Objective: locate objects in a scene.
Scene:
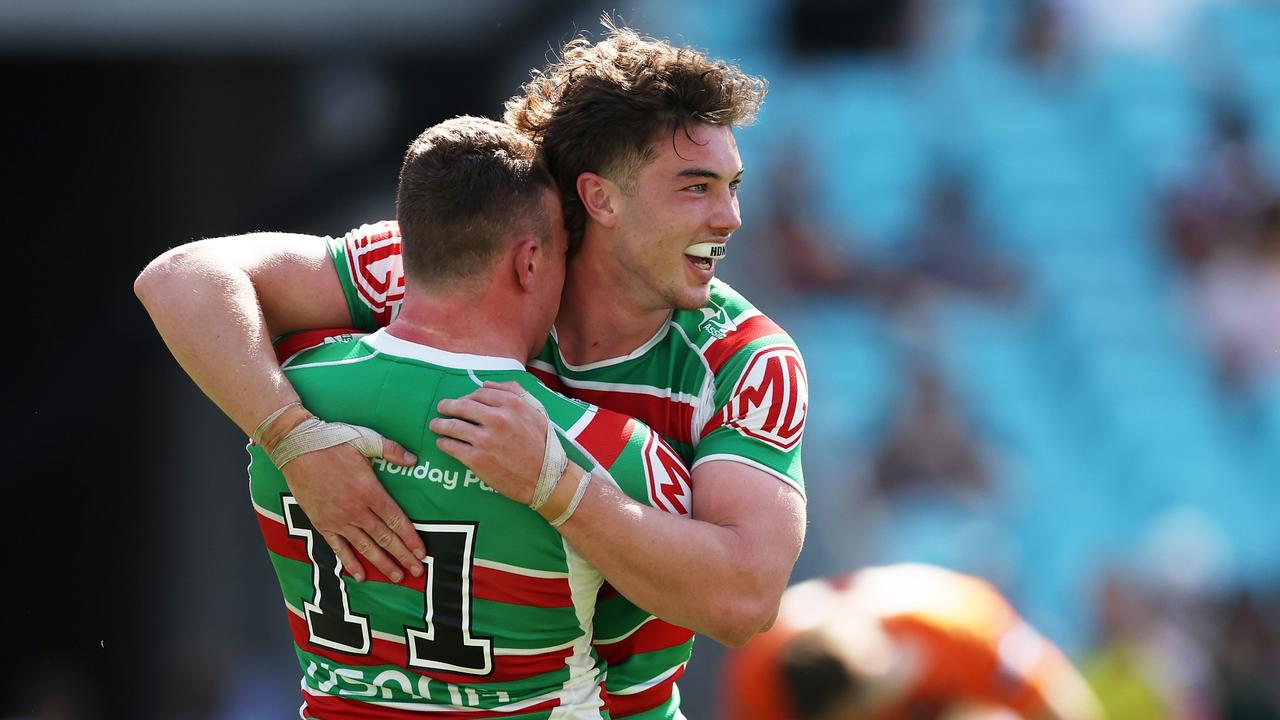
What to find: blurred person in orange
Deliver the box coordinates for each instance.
[719,564,1104,720]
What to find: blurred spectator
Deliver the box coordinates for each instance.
[766,139,900,299]
[1190,200,1280,394]
[1211,591,1280,719]
[870,363,991,500]
[902,170,1022,305]
[1162,105,1275,271]
[1013,0,1076,84]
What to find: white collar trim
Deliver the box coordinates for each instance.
[365,329,525,371]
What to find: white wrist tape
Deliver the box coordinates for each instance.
[252,401,302,446]
[268,417,386,468]
[550,470,592,528]
[517,389,568,512]
[684,242,727,259]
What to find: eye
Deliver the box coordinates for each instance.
[729,178,742,192]
[685,183,709,193]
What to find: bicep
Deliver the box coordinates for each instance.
[690,459,806,572]
[203,232,351,337]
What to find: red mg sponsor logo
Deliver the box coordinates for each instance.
[727,346,807,450]
[643,432,692,516]
[345,223,405,324]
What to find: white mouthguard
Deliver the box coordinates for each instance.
[684,242,727,260]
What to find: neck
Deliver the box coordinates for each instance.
[555,231,672,365]
[387,284,530,362]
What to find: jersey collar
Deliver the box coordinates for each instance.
[365,329,525,371]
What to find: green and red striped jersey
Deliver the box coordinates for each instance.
[327,222,808,719]
[253,328,688,719]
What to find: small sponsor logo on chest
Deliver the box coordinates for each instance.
[372,457,495,492]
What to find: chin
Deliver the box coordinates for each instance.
[671,287,712,311]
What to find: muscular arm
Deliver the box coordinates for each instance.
[134,233,349,433]
[559,460,805,646]
[134,233,427,581]
[434,385,806,647]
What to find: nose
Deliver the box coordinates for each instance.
[710,188,742,236]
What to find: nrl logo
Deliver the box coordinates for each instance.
[698,303,737,340]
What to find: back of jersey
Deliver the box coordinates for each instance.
[249,330,609,719]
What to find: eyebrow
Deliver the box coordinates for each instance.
[676,167,746,180]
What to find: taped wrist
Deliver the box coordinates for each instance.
[268,417,385,468]
[550,469,592,528]
[516,389,568,512]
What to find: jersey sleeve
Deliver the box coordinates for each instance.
[696,331,807,496]
[528,382,693,518]
[325,220,406,331]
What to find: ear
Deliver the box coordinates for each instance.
[512,236,540,294]
[577,172,620,228]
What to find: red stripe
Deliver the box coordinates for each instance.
[572,410,635,469]
[258,512,573,608]
[604,665,686,718]
[702,314,784,375]
[527,366,569,394]
[302,689,560,719]
[286,611,574,684]
[564,388,694,447]
[595,619,694,664]
[275,328,363,363]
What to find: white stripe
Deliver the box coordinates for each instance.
[563,405,596,440]
[594,615,659,646]
[608,662,687,696]
[548,318,672,371]
[474,558,569,579]
[283,349,383,372]
[690,454,806,498]
[364,328,525,371]
[549,541,607,719]
[667,321,718,445]
[539,373,700,406]
[253,500,285,525]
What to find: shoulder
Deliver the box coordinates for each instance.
[328,220,405,327]
[671,278,802,378]
[275,328,371,368]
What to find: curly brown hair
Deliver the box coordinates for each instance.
[504,17,767,250]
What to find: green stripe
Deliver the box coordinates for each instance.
[605,642,693,694]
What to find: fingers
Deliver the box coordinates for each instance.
[343,523,406,584]
[369,493,427,572]
[436,435,477,465]
[323,531,367,584]
[430,417,485,445]
[482,381,526,394]
[380,437,419,467]
[448,387,523,411]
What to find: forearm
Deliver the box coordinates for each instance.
[553,467,798,646]
[135,242,298,434]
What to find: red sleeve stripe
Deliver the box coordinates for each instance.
[275,328,363,364]
[702,314,785,375]
[257,511,574,608]
[568,388,695,447]
[302,686,560,719]
[594,618,695,663]
[570,409,636,470]
[603,665,686,718]
[287,610,574,684]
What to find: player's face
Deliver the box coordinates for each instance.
[611,123,743,311]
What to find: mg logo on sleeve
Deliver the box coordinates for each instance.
[345,223,406,324]
[643,432,692,516]
[726,346,807,450]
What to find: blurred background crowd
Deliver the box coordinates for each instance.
[6,0,1279,718]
